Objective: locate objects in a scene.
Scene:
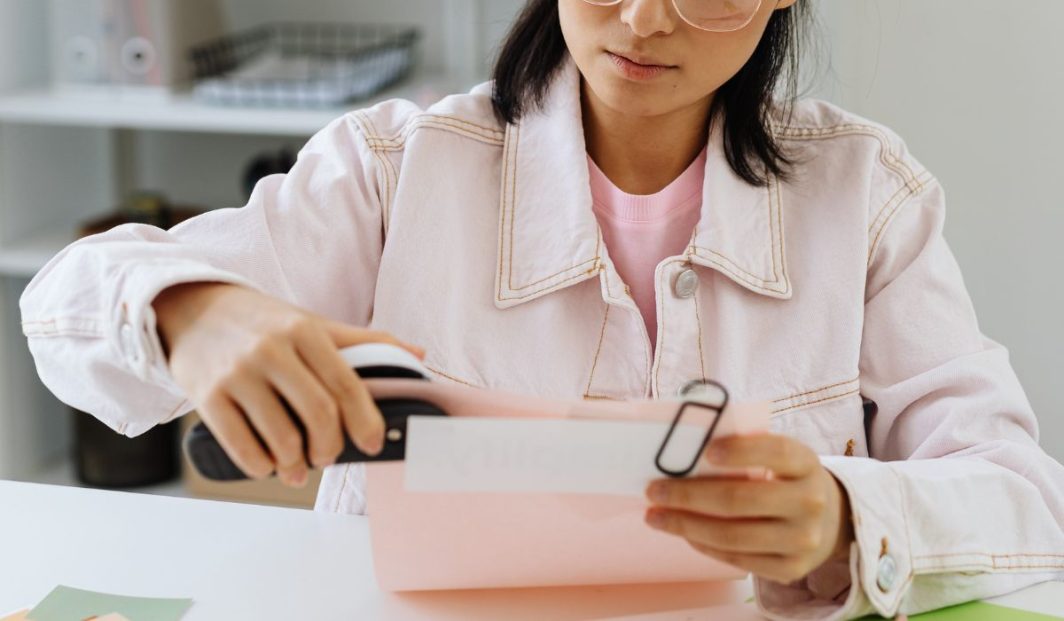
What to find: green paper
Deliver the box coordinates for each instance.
[911,601,1063,620]
[859,601,1063,621]
[27,586,192,621]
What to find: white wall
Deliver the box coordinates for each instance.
[814,0,1064,460]
[0,0,47,89]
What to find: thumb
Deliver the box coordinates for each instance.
[322,318,426,360]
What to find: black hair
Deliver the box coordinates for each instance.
[491,1,816,187]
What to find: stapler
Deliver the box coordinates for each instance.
[183,343,447,481]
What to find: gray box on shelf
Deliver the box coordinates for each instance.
[49,0,226,99]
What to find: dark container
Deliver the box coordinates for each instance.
[73,411,180,488]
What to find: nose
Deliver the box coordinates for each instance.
[620,0,679,38]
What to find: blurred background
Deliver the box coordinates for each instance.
[0,0,1059,507]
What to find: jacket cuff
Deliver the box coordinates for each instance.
[111,260,260,390]
[753,456,911,620]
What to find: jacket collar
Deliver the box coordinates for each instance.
[494,56,793,310]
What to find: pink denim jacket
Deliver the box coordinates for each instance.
[20,57,1064,619]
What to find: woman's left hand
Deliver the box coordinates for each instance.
[644,433,855,584]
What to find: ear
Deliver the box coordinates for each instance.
[775,0,800,9]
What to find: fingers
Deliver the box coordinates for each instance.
[645,477,821,519]
[256,341,344,468]
[645,509,823,556]
[323,320,425,360]
[199,392,273,480]
[228,376,309,487]
[684,540,811,585]
[297,328,385,456]
[704,433,819,479]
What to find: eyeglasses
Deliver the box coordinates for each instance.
[581,0,764,33]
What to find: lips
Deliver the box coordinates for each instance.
[605,51,676,81]
[613,50,673,67]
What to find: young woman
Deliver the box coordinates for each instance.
[21,1,1064,618]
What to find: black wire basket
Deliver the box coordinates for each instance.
[190,22,420,108]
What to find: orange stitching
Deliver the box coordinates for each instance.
[369,130,502,149]
[868,171,932,234]
[868,173,936,265]
[917,562,1064,571]
[503,122,597,293]
[869,171,933,237]
[600,249,614,303]
[583,394,618,400]
[357,112,397,235]
[503,123,598,294]
[381,150,398,236]
[23,329,101,338]
[652,260,681,397]
[896,462,915,571]
[778,122,936,267]
[692,274,707,383]
[772,377,860,403]
[22,317,101,325]
[772,123,920,186]
[775,179,790,291]
[351,113,391,230]
[424,365,479,387]
[771,388,860,414]
[161,398,189,423]
[496,124,513,301]
[366,117,400,236]
[506,122,520,289]
[593,229,602,270]
[22,317,104,335]
[505,258,599,292]
[496,122,599,300]
[602,263,650,397]
[497,267,600,301]
[688,175,786,292]
[691,248,779,285]
[689,251,790,293]
[916,552,1064,559]
[367,114,505,143]
[768,176,783,285]
[368,119,505,150]
[584,304,611,396]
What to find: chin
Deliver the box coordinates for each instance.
[584,74,676,118]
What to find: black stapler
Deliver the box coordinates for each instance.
[182,343,447,481]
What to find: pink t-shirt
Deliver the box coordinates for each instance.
[588,148,706,350]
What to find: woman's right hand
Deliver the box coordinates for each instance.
[152,282,425,487]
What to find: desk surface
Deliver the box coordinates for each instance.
[0,481,1060,620]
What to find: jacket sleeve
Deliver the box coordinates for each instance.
[753,171,1064,619]
[20,110,397,438]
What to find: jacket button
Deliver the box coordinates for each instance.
[673,268,699,299]
[876,553,897,592]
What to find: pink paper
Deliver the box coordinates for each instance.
[362,379,770,592]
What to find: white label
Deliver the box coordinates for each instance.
[404,416,740,496]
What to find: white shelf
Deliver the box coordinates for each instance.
[0,72,467,136]
[0,224,75,278]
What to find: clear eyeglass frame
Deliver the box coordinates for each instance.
[580,0,766,33]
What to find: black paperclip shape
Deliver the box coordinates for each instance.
[654,380,730,477]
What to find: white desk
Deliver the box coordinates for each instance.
[0,481,1060,620]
